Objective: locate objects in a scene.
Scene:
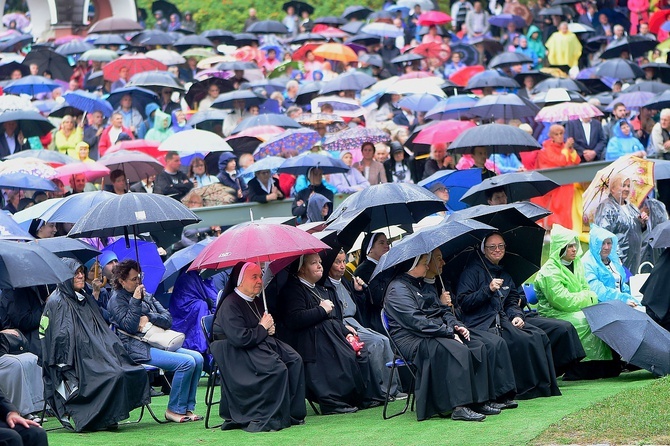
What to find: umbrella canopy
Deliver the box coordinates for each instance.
[583,300,670,376]
[172,35,215,50]
[414,120,476,145]
[643,90,670,111]
[425,95,477,120]
[89,17,144,33]
[98,150,164,183]
[51,161,110,183]
[397,0,434,10]
[102,54,167,82]
[342,5,373,20]
[532,88,587,107]
[239,156,286,178]
[0,110,55,138]
[488,52,533,69]
[361,23,404,38]
[62,90,114,117]
[188,109,230,132]
[322,127,390,152]
[465,70,520,90]
[104,238,165,294]
[385,77,446,97]
[535,102,603,122]
[211,90,264,110]
[283,0,315,14]
[397,93,443,112]
[22,48,73,81]
[600,36,658,60]
[79,48,119,62]
[158,129,233,154]
[0,211,33,241]
[449,123,541,154]
[184,77,234,108]
[3,149,73,166]
[0,172,57,191]
[583,155,654,223]
[605,91,656,112]
[246,20,290,35]
[595,59,645,80]
[55,40,94,56]
[106,86,160,118]
[106,140,163,161]
[417,11,452,26]
[132,29,176,47]
[488,13,527,28]
[145,49,186,65]
[27,190,115,224]
[126,71,184,91]
[231,114,302,134]
[4,75,60,95]
[469,93,539,120]
[90,34,129,47]
[30,236,101,264]
[277,153,350,175]
[532,77,587,93]
[418,169,483,212]
[0,158,57,178]
[0,240,75,289]
[159,237,215,292]
[648,219,670,249]
[460,171,560,206]
[253,128,320,159]
[312,43,358,63]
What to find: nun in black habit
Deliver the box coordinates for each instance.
[211,262,306,432]
[277,253,384,415]
[353,232,392,334]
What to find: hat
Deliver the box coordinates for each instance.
[98,251,118,268]
[389,141,404,154]
[429,183,447,193]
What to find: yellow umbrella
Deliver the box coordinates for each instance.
[313,43,358,63]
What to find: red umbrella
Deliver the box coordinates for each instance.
[234,46,266,65]
[106,139,165,165]
[649,9,670,35]
[417,11,452,26]
[102,54,167,82]
[414,120,476,145]
[449,65,485,87]
[412,42,450,62]
[50,161,110,182]
[292,43,322,61]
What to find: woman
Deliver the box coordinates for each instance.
[217,152,246,201]
[525,25,546,68]
[108,260,204,423]
[211,262,305,432]
[246,169,284,203]
[353,232,391,334]
[187,157,219,187]
[171,110,192,134]
[329,151,370,193]
[109,169,127,195]
[28,220,57,239]
[199,84,221,112]
[277,253,383,414]
[145,110,174,143]
[291,167,334,223]
[605,120,646,161]
[54,115,83,159]
[352,142,387,185]
[41,259,150,432]
[76,141,95,164]
[534,224,620,379]
[457,232,561,399]
[594,173,647,274]
[383,142,416,184]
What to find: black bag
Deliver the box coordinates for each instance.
[0,330,29,356]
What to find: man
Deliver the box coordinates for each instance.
[243,8,258,31]
[485,187,508,205]
[283,80,299,109]
[422,143,452,179]
[638,22,655,39]
[429,183,450,215]
[465,1,490,39]
[612,24,626,41]
[578,2,597,28]
[65,174,87,196]
[565,116,607,162]
[28,63,39,76]
[0,121,28,158]
[114,94,143,135]
[0,388,47,446]
[603,102,628,142]
[282,5,299,37]
[110,66,129,92]
[130,175,155,193]
[451,0,473,33]
[83,111,105,160]
[154,151,193,201]
[650,108,670,158]
[594,12,613,40]
[98,112,134,157]
[222,99,250,137]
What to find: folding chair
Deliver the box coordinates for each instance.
[200,314,223,429]
[380,309,416,420]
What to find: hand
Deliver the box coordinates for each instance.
[352,276,365,291]
[259,312,274,331]
[319,299,334,314]
[267,324,276,336]
[511,317,525,328]
[664,140,670,150]
[345,325,357,335]
[639,211,649,222]
[489,278,504,293]
[439,291,452,306]
[6,412,40,429]
[96,127,104,137]
[0,329,20,337]
[583,149,597,162]
[192,179,198,188]
[267,192,278,201]
[627,300,638,308]
[296,200,304,207]
[443,156,454,168]
[565,137,575,148]
[138,315,150,331]
[454,325,470,341]
[132,284,145,300]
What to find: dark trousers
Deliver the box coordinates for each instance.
[0,422,48,446]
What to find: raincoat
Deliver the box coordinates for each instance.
[594,193,644,274]
[641,197,669,265]
[544,29,582,68]
[534,224,612,361]
[526,26,546,66]
[305,193,332,223]
[604,120,645,161]
[144,109,174,143]
[582,225,635,304]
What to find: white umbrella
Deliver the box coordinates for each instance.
[386,78,446,97]
[310,96,366,118]
[158,129,233,154]
[145,49,186,66]
[397,0,435,11]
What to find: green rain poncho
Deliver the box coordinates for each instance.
[144,109,174,143]
[534,224,612,361]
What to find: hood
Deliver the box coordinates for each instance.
[56,257,82,299]
[152,109,172,131]
[154,10,164,18]
[171,110,192,133]
[306,193,332,223]
[587,224,621,267]
[612,119,633,139]
[548,223,582,261]
[218,152,237,171]
[145,102,160,118]
[527,25,541,40]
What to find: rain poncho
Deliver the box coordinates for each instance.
[544,29,582,68]
[641,197,669,265]
[534,224,612,361]
[144,109,174,143]
[171,110,193,133]
[594,193,644,274]
[137,102,161,139]
[305,192,332,223]
[526,25,546,66]
[490,153,524,174]
[582,225,634,304]
[605,120,645,161]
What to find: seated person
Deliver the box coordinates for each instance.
[291,168,334,223]
[0,388,47,446]
[211,262,305,432]
[246,169,284,204]
[41,259,150,432]
[353,232,391,334]
[277,254,384,414]
[329,151,370,193]
[604,120,646,161]
[305,193,332,223]
[641,247,670,331]
[534,224,621,380]
[457,232,561,399]
[108,260,204,423]
[0,333,44,419]
[0,287,46,357]
[582,225,638,307]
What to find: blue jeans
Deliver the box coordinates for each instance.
[148,348,204,414]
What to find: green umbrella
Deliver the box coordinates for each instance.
[80,48,118,62]
[180,47,217,60]
[268,61,304,79]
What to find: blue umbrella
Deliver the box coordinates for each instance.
[425,95,477,120]
[211,90,264,110]
[361,22,404,38]
[254,128,320,159]
[398,93,443,112]
[4,75,60,95]
[105,86,160,118]
[158,237,214,293]
[605,91,656,112]
[239,156,286,179]
[384,4,410,17]
[104,238,166,294]
[62,90,114,117]
[488,13,527,28]
[231,114,301,135]
[0,172,57,191]
[319,71,376,95]
[418,169,482,212]
[0,211,33,241]
[277,153,349,175]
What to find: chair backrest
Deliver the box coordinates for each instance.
[522,283,538,305]
[380,308,392,336]
[201,314,215,349]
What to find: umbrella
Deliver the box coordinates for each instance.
[460,171,560,206]
[88,17,144,33]
[48,103,84,119]
[488,52,533,69]
[90,34,129,47]
[414,120,476,145]
[3,149,73,166]
[159,237,215,292]
[310,96,365,117]
[145,49,186,65]
[127,71,184,91]
[22,48,73,81]
[425,95,477,120]
[62,90,114,117]
[184,77,234,108]
[535,102,603,122]
[639,63,670,85]
[448,65,486,87]
[181,47,217,60]
[51,161,110,183]
[27,190,116,224]
[188,108,229,132]
[79,48,119,62]
[397,93,443,112]
[568,23,595,33]
[468,37,504,55]
[469,93,539,120]
[132,29,176,47]
[648,219,670,249]
[538,5,574,16]
[583,300,670,377]
[417,11,452,26]
[0,241,75,289]
[283,0,315,15]
[488,13,527,28]
[532,77,588,93]
[390,53,425,65]
[361,23,404,38]
[0,172,57,191]
[312,43,358,63]
[288,32,328,45]
[106,86,160,118]
[0,60,29,80]
[385,77,446,97]
[397,0,434,10]
[211,90,264,110]
[326,182,446,247]
[106,140,163,161]
[104,238,165,294]
[158,129,232,154]
[233,33,260,47]
[513,70,552,87]
[0,211,33,241]
[322,127,390,152]
[30,237,101,264]
[644,90,670,111]
[98,150,164,183]
[465,70,520,90]
[172,35,214,51]
[102,54,167,82]
[0,34,32,53]
[341,21,366,35]
[449,123,541,154]
[0,110,55,138]
[313,16,347,26]
[4,75,60,95]
[231,114,302,134]
[253,128,320,159]
[246,20,290,35]
[342,5,373,20]
[532,88,587,106]
[240,79,286,96]
[595,59,645,80]
[239,156,286,178]
[370,219,495,281]
[418,169,483,212]
[296,81,324,105]
[55,40,94,56]
[151,0,180,19]
[0,158,57,178]
[583,155,654,223]
[277,153,350,175]
[605,91,656,112]
[600,36,658,60]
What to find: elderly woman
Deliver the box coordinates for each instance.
[108,260,204,423]
[246,169,284,203]
[605,120,646,161]
[583,225,638,306]
[277,253,383,415]
[330,151,370,193]
[211,262,305,432]
[534,224,620,380]
[54,115,83,158]
[594,173,647,274]
[457,232,560,399]
[353,232,391,334]
[41,259,150,431]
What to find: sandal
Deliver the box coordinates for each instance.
[186,411,203,421]
[164,411,192,423]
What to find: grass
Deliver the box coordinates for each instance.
[45,370,659,446]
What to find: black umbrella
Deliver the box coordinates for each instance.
[449,43,479,66]
[288,32,328,44]
[449,123,540,154]
[22,47,73,81]
[48,102,84,119]
[390,53,425,65]
[30,237,101,264]
[184,77,234,108]
[460,172,560,206]
[132,30,176,46]
[55,40,94,56]
[465,70,520,90]
[216,60,258,71]
[341,21,365,35]
[106,86,160,118]
[246,20,290,35]
[468,37,504,56]
[319,71,376,95]
[226,135,263,156]
[313,16,347,26]
[639,63,670,85]
[91,33,128,47]
[231,114,301,135]
[200,29,235,45]
[583,300,670,377]
[88,17,144,33]
[370,219,496,282]
[538,5,574,16]
[488,52,533,69]
[188,108,228,131]
[296,81,324,105]
[0,110,54,137]
[451,202,551,222]
[211,90,264,110]
[342,5,373,20]
[648,219,670,249]
[283,0,314,15]
[325,183,447,247]
[152,0,180,19]
[0,241,75,289]
[644,90,670,111]
[595,59,645,80]
[172,34,214,50]
[513,70,552,87]
[347,33,383,47]
[234,33,260,47]
[127,71,184,91]
[0,60,28,80]
[532,77,588,93]
[469,93,539,121]
[600,36,658,60]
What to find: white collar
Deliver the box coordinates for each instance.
[424,277,436,284]
[299,277,316,288]
[234,288,256,302]
[329,277,342,285]
[366,257,379,265]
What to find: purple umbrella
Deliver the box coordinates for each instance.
[488,13,527,28]
[253,128,320,160]
[322,127,390,152]
[606,91,656,111]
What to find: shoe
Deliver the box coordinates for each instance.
[323,406,358,415]
[392,392,408,401]
[150,388,164,397]
[450,406,486,422]
[291,418,305,426]
[365,401,383,409]
[471,403,501,416]
[498,399,518,409]
[487,402,506,411]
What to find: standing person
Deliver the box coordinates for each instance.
[353,142,387,185]
[53,115,83,158]
[211,262,306,432]
[282,6,299,37]
[98,113,134,157]
[0,121,28,158]
[565,117,607,162]
[154,151,194,201]
[108,260,204,424]
[243,8,258,31]
[83,111,104,160]
[545,22,582,69]
[114,95,143,136]
[465,1,490,39]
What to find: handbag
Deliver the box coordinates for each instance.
[0,330,29,356]
[117,323,185,352]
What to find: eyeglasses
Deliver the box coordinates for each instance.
[485,244,506,251]
[127,273,143,282]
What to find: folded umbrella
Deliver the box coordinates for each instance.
[62,90,114,117]
[0,212,33,241]
[30,236,101,264]
[253,128,320,159]
[0,172,57,191]
[277,153,350,175]
[158,129,233,154]
[460,171,560,206]
[449,123,541,154]
[418,168,483,212]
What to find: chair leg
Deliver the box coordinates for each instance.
[204,365,222,429]
[307,399,320,415]
[383,362,412,420]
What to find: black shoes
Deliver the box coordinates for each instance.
[451,406,486,422]
[323,406,358,415]
[497,399,519,409]
[471,403,501,416]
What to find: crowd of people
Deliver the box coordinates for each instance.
[0,0,669,441]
